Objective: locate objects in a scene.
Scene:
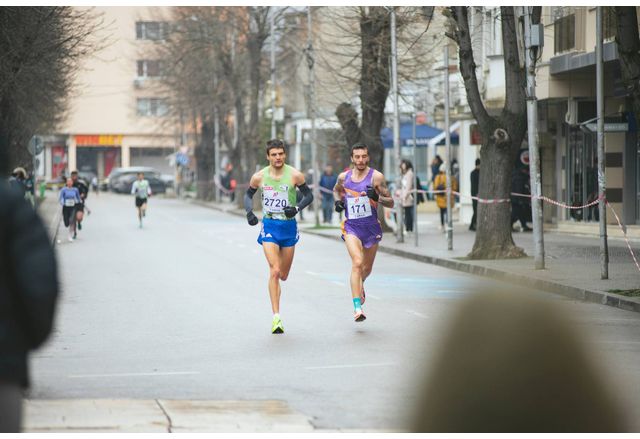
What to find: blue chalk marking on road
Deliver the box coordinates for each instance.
[315,273,473,299]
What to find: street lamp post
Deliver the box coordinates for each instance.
[444,45,453,251]
[390,7,403,243]
[596,6,609,279]
[307,7,320,227]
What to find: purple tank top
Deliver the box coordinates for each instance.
[343,168,378,223]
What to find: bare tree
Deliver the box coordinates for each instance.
[327,7,435,170]
[149,6,277,200]
[448,7,540,259]
[0,7,103,176]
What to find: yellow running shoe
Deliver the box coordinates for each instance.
[272,316,284,334]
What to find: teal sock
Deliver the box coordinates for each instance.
[353,297,362,311]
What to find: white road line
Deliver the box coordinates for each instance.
[68,371,200,378]
[368,294,381,300]
[406,310,428,319]
[305,362,395,370]
[305,270,320,276]
[331,281,346,286]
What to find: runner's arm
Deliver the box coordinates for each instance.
[291,170,312,211]
[333,172,346,201]
[373,172,394,208]
[131,181,137,195]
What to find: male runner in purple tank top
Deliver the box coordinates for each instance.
[333,143,394,322]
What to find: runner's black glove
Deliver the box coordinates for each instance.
[283,206,299,218]
[366,185,379,201]
[246,211,259,226]
[334,200,345,212]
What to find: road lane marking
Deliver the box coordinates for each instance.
[68,371,200,378]
[305,362,395,370]
[305,270,320,276]
[406,310,428,319]
[331,281,346,286]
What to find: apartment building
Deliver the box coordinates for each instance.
[42,7,179,181]
[536,6,639,226]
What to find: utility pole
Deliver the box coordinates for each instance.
[412,111,418,247]
[523,7,545,269]
[391,7,403,243]
[307,7,320,227]
[596,6,609,279]
[444,44,453,250]
[270,11,277,139]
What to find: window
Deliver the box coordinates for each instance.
[137,98,169,117]
[136,21,169,41]
[553,8,575,54]
[136,60,164,78]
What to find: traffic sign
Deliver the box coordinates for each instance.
[28,135,44,156]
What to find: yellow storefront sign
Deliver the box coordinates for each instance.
[75,134,123,146]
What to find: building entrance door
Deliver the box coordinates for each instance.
[567,127,599,222]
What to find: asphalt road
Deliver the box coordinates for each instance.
[30,192,640,430]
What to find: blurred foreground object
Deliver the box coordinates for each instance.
[0,183,59,432]
[412,289,628,432]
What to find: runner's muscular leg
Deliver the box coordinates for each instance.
[344,234,365,299]
[278,246,295,281]
[263,242,283,314]
[362,243,378,282]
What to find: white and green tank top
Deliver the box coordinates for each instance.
[261,164,297,220]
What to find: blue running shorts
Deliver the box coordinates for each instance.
[257,218,299,248]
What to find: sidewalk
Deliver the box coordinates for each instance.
[191,198,640,313]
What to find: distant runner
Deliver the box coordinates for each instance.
[131,172,152,228]
[70,171,89,236]
[333,142,394,322]
[59,178,82,242]
[244,139,313,334]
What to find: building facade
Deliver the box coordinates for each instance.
[42,7,179,182]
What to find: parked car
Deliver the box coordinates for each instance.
[105,167,159,192]
[110,171,166,194]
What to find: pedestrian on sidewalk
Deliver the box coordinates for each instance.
[319,165,337,224]
[243,139,313,334]
[333,142,395,322]
[0,183,59,432]
[511,167,532,232]
[429,155,443,201]
[400,159,415,233]
[434,162,458,232]
[469,158,480,231]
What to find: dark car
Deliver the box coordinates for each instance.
[106,167,164,193]
[111,172,166,195]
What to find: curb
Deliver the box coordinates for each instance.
[189,199,640,314]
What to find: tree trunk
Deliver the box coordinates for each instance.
[452,6,527,259]
[195,115,215,200]
[614,7,640,136]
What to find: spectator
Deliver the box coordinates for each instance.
[511,167,532,232]
[400,159,415,232]
[429,155,443,201]
[469,158,480,231]
[433,162,458,232]
[411,288,628,432]
[0,183,59,432]
[8,167,27,198]
[319,165,337,224]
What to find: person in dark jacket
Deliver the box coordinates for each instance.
[469,159,480,231]
[0,183,58,432]
[511,167,532,232]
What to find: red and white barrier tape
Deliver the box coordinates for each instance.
[606,201,640,273]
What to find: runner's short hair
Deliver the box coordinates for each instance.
[351,142,368,156]
[266,139,286,155]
